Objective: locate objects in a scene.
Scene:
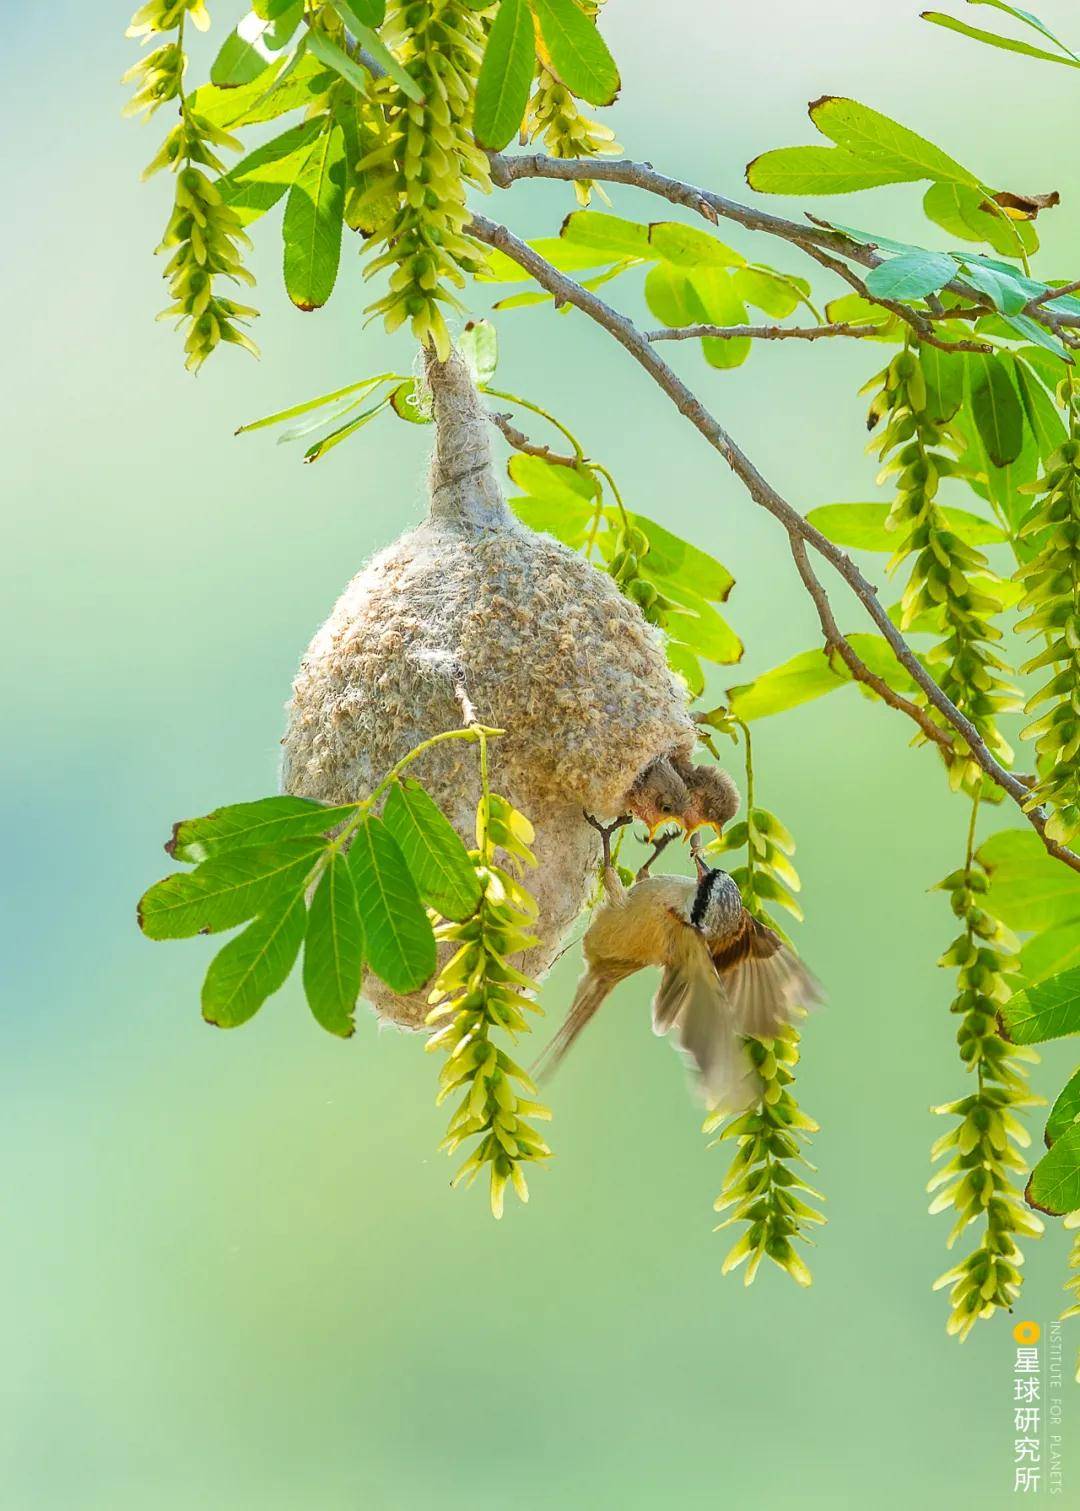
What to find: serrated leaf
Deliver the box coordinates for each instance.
[968,351,1024,465]
[648,222,744,269]
[957,257,1030,314]
[283,121,347,310]
[1046,1067,1080,1146]
[865,250,956,300]
[327,4,424,101]
[1026,1123,1080,1215]
[806,501,1003,550]
[383,780,481,921]
[746,145,916,196]
[1021,925,1080,986]
[303,852,364,1036]
[474,0,535,149]
[560,211,650,260]
[808,95,979,186]
[189,55,330,129]
[346,816,436,992]
[167,796,357,862]
[216,118,325,225]
[1001,966,1080,1045]
[202,888,308,1027]
[139,840,326,940]
[728,634,914,720]
[531,0,620,106]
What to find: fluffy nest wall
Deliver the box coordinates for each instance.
[282,347,696,1026]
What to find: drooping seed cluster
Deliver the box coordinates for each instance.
[929,841,1043,1339]
[1015,429,1080,844]
[869,346,1018,792]
[362,0,492,358]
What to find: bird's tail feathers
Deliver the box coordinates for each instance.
[532,969,620,1083]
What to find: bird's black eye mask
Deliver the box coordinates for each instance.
[689,866,722,930]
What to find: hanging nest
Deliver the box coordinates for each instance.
[281,347,697,1026]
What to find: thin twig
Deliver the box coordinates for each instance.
[467,212,1080,875]
[488,410,580,467]
[786,533,952,752]
[646,321,882,343]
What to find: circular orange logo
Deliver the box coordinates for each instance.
[1013,1320,1041,1345]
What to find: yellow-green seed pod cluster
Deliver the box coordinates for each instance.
[869,346,1018,791]
[524,69,618,208]
[425,791,553,1219]
[361,1,492,359]
[707,1027,824,1287]
[709,805,802,937]
[929,850,1043,1340]
[126,0,258,372]
[1015,429,1080,843]
[609,523,671,627]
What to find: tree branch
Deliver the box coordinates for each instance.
[646,321,882,344]
[487,410,580,467]
[487,152,1073,345]
[785,532,954,752]
[468,211,1080,874]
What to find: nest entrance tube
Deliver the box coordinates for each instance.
[282,344,698,1028]
[423,348,509,531]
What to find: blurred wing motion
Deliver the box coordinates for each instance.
[709,911,823,1037]
[532,968,626,1083]
[652,927,755,1111]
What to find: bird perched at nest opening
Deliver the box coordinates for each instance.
[536,819,821,1113]
[625,752,740,838]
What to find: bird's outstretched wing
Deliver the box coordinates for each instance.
[710,912,823,1037]
[652,928,755,1111]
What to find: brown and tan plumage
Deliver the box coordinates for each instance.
[535,853,821,1111]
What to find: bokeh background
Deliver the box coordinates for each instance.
[5,2,1080,1505]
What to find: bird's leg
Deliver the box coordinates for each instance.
[634,826,680,881]
[583,811,631,868]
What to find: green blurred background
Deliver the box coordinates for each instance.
[4,2,1080,1505]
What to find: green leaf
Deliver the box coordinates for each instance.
[660,583,743,665]
[303,397,390,461]
[1026,1123,1080,1215]
[624,512,734,601]
[508,453,596,505]
[956,257,1029,314]
[189,55,330,129]
[1021,925,1080,986]
[967,351,1024,466]
[303,851,364,1037]
[644,262,705,327]
[732,266,807,318]
[919,346,966,424]
[531,0,620,106]
[139,840,325,941]
[283,122,347,310]
[864,250,957,300]
[746,145,916,195]
[970,0,1078,57]
[979,829,1080,932]
[327,5,425,101]
[461,319,498,384]
[921,10,1080,67]
[648,222,744,269]
[806,501,1004,550]
[922,180,1036,258]
[167,796,357,862]
[1046,1067,1080,1146]
[210,18,278,87]
[1014,359,1067,455]
[666,642,705,697]
[474,0,535,149]
[695,269,752,370]
[511,495,593,546]
[1001,312,1071,359]
[305,26,374,97]
[202,888,308,1028]
[728,647,848,720]
[216,118,325,225]
[383,780,481,921]
[1000,966,1080,1044]
[334,0,386,28]
[236,373,396,435]
[389,379,429,423]
[560,211,650,260]
[346,816,436,992]
[808,96,979,186]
